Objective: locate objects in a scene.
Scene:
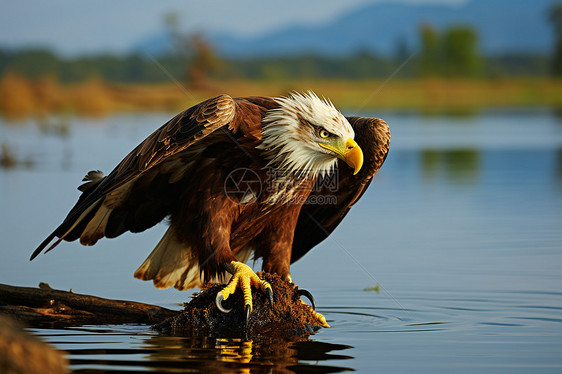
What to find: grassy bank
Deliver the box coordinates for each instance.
[1,73,561,119]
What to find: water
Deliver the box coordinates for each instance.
[1,108,562,373]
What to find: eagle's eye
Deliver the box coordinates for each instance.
[318,129,330,139]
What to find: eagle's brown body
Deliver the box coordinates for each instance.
[32,94,390,293]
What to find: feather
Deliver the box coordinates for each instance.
[78,170,104,192]
[80,203,112,246]
[134,227,195,290]
[104,180,134,209]
[172,247,254,290]
[291,116,390,263]
[31,94,237,260]
[47,200,100,248]
[134,228,256,291]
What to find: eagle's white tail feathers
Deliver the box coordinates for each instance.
[134,227,254,291]
[134,226,194,290]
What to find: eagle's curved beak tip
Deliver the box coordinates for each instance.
[344,138,363,175]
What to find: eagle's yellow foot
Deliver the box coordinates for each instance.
[215,261,273,327]
[311,309,330,328]
[297,288,331,328]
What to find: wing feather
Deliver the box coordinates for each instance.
[31,94,236,260]
[291,116,390,263]
[80,203,112,246]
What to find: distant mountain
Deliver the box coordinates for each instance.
[134,0,557,57]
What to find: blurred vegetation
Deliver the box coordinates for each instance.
[420,24,481,77]
[1,142,17,168]
[550,3,562,76]
[422,149,480,185]
[1,73,561,119]
[363,285,380,292]
[0,22,560,118]
[163,12,223,88]
[0,142,33,169]
[0,46,551,85]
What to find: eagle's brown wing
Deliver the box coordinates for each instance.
[291,116,391,263]
[31,94,236,260]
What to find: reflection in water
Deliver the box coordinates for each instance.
[64,327,354,373]
[552,106,562,120]
[143,334,353,373]
[554,148,562,192]
[420,107,479,118]
[36,116,71,138]
[421,148,480,184]
[37,288,562,373]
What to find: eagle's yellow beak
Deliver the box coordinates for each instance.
[342,138,363,175]
[319,138,364,175]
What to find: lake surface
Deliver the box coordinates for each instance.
[1,108,562,373]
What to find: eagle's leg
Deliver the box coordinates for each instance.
[215,261,273,327]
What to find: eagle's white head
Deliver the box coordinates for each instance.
[259,91,363,179]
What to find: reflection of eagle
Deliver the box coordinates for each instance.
[31,92,390,325]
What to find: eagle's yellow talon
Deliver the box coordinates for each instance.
[314,311,330,328]
[297,288,330,328]
[298,300,330,327]
[215,261,273,321]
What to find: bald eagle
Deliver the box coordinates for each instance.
[31,92,390,326]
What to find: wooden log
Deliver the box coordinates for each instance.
[0,275,327,339]
[0,283,178,328]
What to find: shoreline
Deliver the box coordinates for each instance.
[1,77,561,119]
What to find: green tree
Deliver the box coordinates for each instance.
[188,33,222,88]
[550,4,562,76]
[418,24,481,78]
[442,26,481,77]
[419,24,441,76]
[163,13,222,87]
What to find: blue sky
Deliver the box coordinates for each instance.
[0,0,467,55]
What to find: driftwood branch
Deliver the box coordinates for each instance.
[0,283,179,328]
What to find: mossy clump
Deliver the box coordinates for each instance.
[154,273,325,339]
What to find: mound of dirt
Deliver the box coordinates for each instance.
[154,273,327,339]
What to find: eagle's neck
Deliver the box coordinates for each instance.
[258,110,337,182]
